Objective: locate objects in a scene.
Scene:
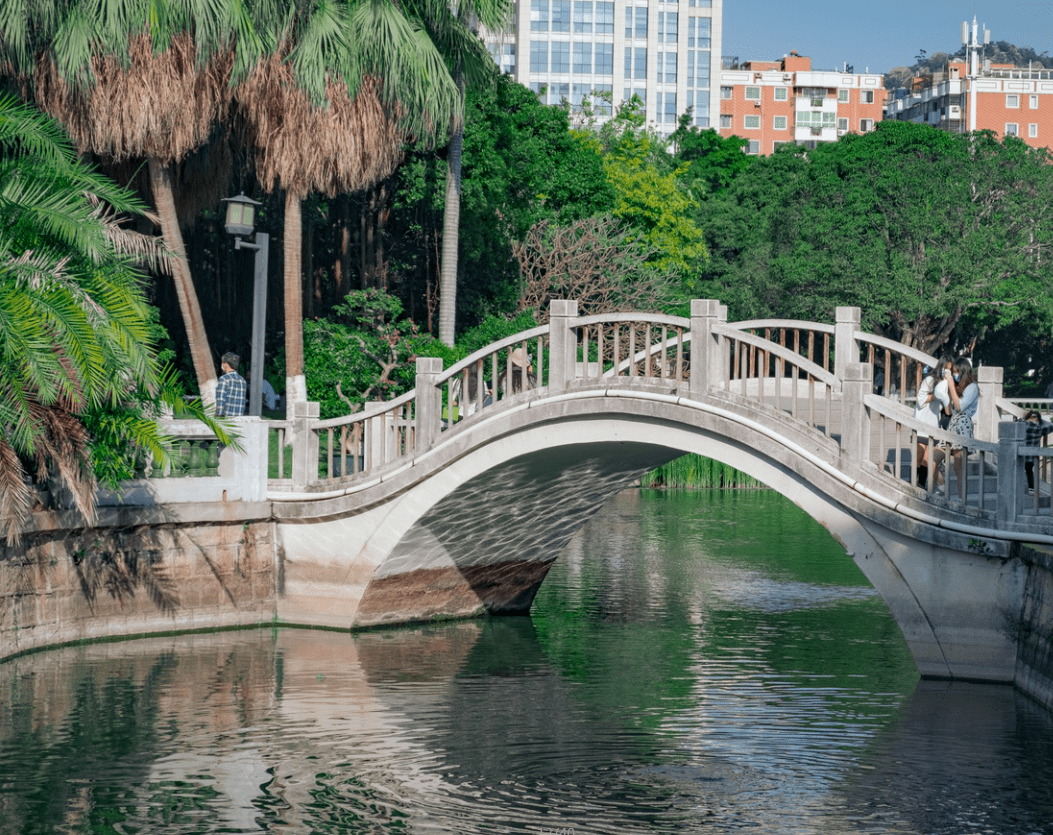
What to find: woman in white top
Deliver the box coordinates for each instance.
[933,357,979,500]
[914,356,953,488]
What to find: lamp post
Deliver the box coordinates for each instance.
[222,193,268,417]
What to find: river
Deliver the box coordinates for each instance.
[2,489,1052,834]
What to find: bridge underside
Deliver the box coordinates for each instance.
[276,396,1024,683]
[356,442,680,623]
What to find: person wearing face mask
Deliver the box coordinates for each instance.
[932,357,978,500]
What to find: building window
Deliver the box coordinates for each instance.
[746,140,760,155]
[573,42,592,73]
[744,114,760,129]
[625,6,648,38]
[838,117,848,131]
[1005,122,1019,136]
[687,16,710,48]
[689,0,712,6]
[837,89,849,102]
[1006,94,1019,108]
[658,11,678,43]
[720,86,733,99]
[595,43,613,75]
[656,51,676,83]
[1030,94,1040,109]
[745,86,760,101]
[773,141,788,151]
[686,50,709,88]
[774,87,787,101]
[663,92,677,123]
[551,0,570,32]
[720,113,732,128]
[531,0,549,31]
[595,1,613,33]
[773,115,787,130]
[1029,123,1039,138]
[573,1,592,33]
[551,41,570,72]
[860,90,874,104]
[550,82,569,103]
[860,118,874,132]
[530,41,548,72]
[693,90,710,126]
[800,87,825,100]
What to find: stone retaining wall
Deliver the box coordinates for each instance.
[1016,543,1053,711]
[0,506,277,661]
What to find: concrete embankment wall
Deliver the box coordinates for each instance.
[0,504,276,661]
[1016,544,1053,712]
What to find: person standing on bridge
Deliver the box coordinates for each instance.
[914,356,953,488]
[933,357,978,500]
[215,352,247,418]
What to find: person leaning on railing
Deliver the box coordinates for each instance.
[932,357,978,500]
[1023,409,1053,495]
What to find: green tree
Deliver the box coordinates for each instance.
[0,0,260,402]
[0,97,169,540]
[388,75,615,326]
[669,115,751,196]
[598,114,706,280]
[235,0,456,405]
[701,121,1053,354]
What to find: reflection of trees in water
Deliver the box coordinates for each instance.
[0,635,280,833]
[2,651,178,832]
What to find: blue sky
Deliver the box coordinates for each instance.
[723,2,1053,75]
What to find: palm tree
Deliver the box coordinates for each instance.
[0,0,260,403]
[404,0,511,345]
[0,96,168,541]
[237,0,458,404]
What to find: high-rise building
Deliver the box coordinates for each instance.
[484,0,722,132]
[715,52,886,155]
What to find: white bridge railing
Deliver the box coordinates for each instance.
[266,299,1050,534]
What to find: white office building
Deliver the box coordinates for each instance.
[485,0,722,132]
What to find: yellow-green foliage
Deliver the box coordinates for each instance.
[601,131,706,275]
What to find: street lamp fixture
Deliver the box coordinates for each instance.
[222,193,269,417]
[222,192,261,237]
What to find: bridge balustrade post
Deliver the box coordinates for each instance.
[289,399,320,491]
[548,299,579,391]
[997,419,1027,527]
[835,307,861,383]
[690,300,726,396]
[414,357,443,450]
[976,366,1004,442]
[840,363,872,472]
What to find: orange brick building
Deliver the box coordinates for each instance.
[887,61,1053,148]
[716,51,886,155]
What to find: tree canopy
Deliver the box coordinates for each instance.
[700,121,1053,355]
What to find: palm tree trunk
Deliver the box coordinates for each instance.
[148,157,217,403]
[284,190,307,404]
[438,63,464,346]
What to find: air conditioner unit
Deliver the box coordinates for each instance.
[837,129,846,136]
[754,101,761,107]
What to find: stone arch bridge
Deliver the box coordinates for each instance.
[250,300,1052,684]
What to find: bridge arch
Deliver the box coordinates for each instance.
[275,389,1019,681]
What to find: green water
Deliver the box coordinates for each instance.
[1,490,1052,834]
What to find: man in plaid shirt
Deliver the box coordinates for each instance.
[215,352,247,417]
